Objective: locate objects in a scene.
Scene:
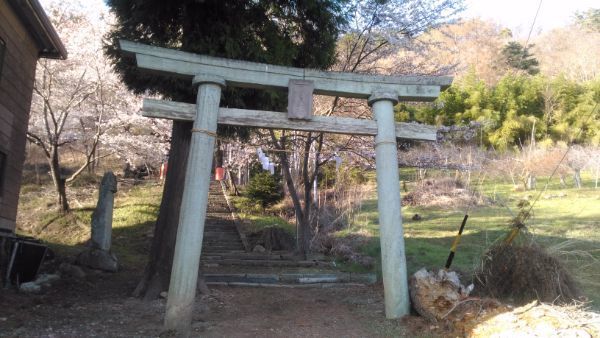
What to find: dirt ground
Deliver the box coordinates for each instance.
[0,265,441,337]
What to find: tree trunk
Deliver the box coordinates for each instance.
[573,169,582,189]
[56,178,69,213]
[48,146,69,213]
[214,140,223,169]
[225,167,239,196]
[300,137,314,258]
[526,173,536,190]
[270,131,309,257]
[34,160,41,185]
[133,121,195,300]
[559,175,567,188]
[92,147,99,174]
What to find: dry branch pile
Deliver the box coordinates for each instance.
[403,178,488,208]
[475,244,581,305]
[311,233,376,268]
[245,227,295,251]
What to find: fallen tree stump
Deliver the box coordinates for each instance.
[409,268,474,321]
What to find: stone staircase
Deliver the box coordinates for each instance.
[201,181,246,255]
[200,181,377,286]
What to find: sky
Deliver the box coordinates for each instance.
[41,0,598,39]
[463,0,598,37]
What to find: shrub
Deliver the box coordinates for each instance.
[318,163,368,188]
[318,162,337,188]
[347,167,367,184]
[245,172,283,208]
[232,196,262,214]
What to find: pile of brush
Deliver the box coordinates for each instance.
[402,178,488,208]
[475,243,581,304]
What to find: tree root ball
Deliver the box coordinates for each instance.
[475,244,581,305]
[409,268,474,322]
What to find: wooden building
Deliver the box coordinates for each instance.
[0,0,66,232]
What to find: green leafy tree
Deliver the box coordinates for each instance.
[501,41,540,75]
[105,0,347,300]
[575,8,600,32]
[423,73,599,149]
[246,172,283,208]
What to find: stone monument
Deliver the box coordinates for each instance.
[77,171,119,272]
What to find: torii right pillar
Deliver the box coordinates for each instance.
[369,90,410,318]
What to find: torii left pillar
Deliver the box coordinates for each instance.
[164,75,225,335]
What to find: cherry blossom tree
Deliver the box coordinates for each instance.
[27,0,169,212]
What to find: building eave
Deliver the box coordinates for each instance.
[7,0,67,59]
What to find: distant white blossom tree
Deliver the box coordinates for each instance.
[27,0,169,212]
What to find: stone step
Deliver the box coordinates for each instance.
[204,223,237,228]
[203,233,241,237]
[204,227,239,238]
[201,181,249,257]
[201,259,334,268]
[202,243,244,249]
[204,228,238,233]
[203,239,243,244]
[203,272,377,285]
[203,231,239,237]
[204,227,238,231]
[203,243,244,248]
[203,237,242,241]
[202,248,245,253]
[204,228,238,232]
[203,234,241,238]
[202,249,246,254]
[206,217,233,220]
[201,252,324,261]
[204,221,236,225]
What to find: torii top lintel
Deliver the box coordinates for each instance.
[119,40,452,102]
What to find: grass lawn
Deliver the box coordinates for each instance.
[338,169,600,309]
[16,169,599,310]
[17,181,163,268]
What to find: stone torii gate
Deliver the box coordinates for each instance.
[119,41,452,333]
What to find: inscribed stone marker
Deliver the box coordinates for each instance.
[91,171,117,251]
[76,171,118,272]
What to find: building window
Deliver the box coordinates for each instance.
[0,151,5,198]
[0,38,5,78]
